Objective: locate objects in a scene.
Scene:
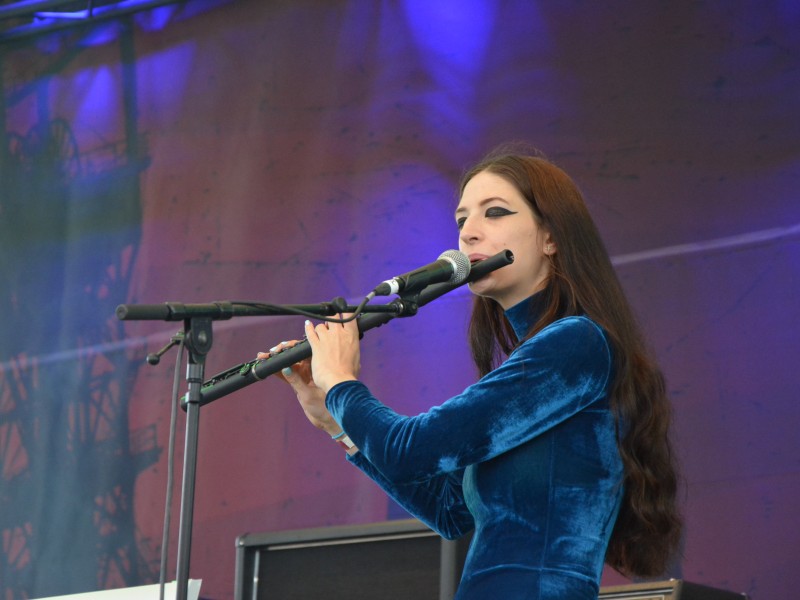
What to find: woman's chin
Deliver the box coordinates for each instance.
[467,279,496,299]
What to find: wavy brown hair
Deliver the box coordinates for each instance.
[459,146,682,577]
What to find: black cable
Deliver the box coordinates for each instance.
[231,293,374,323]
[159,337,185,600]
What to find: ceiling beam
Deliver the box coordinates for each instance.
[0,0,187,43]
[0,1,78,20]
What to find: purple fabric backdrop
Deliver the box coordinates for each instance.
[1,1,798,598]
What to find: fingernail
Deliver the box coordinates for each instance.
[269,346,279,352]
[305,320,311,327]
[281,367,292,377]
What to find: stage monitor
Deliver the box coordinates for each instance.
[234,519,469,600]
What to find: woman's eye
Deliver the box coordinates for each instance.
[456,217,466,230]
[486,207,516,218]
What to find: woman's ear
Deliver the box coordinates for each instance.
[543,233,556,256]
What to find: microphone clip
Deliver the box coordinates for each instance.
[146,330,185,366]
[389,294,420,318]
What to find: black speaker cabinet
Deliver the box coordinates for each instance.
[234,518,470,600]
[235,520,745,600]
[599,579,747,599]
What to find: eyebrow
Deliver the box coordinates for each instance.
[454,196,510,216]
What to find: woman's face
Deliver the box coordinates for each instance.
[456,170,553,310]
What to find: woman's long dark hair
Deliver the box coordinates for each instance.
[460,146,682,577]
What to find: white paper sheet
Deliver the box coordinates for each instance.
[33,580,202,600]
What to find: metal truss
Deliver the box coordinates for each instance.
[0,18,159,596]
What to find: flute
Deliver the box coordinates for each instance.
[193,250,513,406]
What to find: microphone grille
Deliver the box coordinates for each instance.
[439,250,471,284]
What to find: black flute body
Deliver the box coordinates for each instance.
[193,250,513,406]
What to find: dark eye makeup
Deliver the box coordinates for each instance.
[486,206,517,218]
[456,205,517,230]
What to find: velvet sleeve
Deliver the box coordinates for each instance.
[346,452,475,539]
[326,316,613,485]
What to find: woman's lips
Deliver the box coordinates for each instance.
[468,253,490,263]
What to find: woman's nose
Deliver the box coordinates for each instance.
[459,218,481,245]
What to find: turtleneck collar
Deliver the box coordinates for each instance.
[504,291,547,341]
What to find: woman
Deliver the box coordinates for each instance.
[265,147,682,599]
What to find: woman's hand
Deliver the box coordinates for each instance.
[304,315,361,393]
[259,315,360,439]
[257,341,339,435]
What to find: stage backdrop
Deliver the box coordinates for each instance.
[1,1,798,598]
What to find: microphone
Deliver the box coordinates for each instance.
[373,250,471,296]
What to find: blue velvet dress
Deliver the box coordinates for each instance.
[325,295,624,599]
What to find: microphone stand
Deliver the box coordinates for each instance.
[115,250,513,600]
[176,316,211,600]
[115,301,404,600]
[115,308,227,600]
